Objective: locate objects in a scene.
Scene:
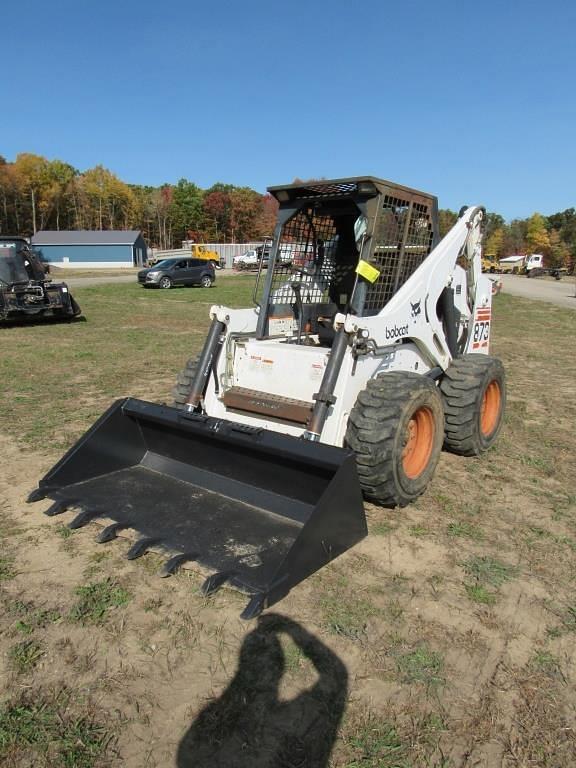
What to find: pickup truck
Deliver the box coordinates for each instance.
[499,253,564,279]
[233,245,271,270]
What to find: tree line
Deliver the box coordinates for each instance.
[0,153,278,248]
[439,209,575,270]
[1,153,574,268]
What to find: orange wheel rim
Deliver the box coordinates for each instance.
[480,380,501,437]
[402,407,435,479]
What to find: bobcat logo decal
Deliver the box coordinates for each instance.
[410,299,422,318]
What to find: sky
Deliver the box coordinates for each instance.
[2,0,575,220]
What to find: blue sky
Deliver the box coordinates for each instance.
[3,0,575,219]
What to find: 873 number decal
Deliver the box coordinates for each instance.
[473,321,490,343]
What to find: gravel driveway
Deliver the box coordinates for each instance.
[496,274,576,310]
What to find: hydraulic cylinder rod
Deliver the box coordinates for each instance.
[304,327,350,441]
[185,317,226,411]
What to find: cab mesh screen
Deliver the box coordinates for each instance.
[363,197,434,315]
[264,207,357,307]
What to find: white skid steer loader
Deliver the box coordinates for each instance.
[28,177,506,618]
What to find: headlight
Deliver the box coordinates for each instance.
[146,271,159,278]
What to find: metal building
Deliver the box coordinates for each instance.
[31,230,147,268]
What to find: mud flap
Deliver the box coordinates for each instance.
[28,398,367,618]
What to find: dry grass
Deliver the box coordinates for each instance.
[0,277,254,449]
[0,283,575,766]
[48,266,140,278]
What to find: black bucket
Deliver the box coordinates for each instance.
[28,398,367,618]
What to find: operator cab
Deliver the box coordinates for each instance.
[269,205,362,345]
[0,238,47,285]
[254,177,438,346]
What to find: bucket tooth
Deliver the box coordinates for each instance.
[126,537,157,560]
[96,522,126,544]
[201,570,237,596]
[159,553,196,578]
[27,488,46,504]
[68,509,98,530]
[44,500,69,517]
[241,594,267,621]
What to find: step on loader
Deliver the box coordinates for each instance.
[0,237,81,323]
[28,177,506,618]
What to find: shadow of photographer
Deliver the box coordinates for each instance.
[177,613,348,768]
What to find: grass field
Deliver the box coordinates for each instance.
[48,266,141,278]
[1,279,575,767]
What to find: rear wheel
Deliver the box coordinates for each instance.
[159,276,172,289]
[439,354,506,456]
[345,373,444,507]
[172,357,199,410]
[200,275,213,288]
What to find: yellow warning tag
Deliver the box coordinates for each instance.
[355,259,381,283]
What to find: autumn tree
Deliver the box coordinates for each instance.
[129,184,158,245]
[12,153,51,233]
[170,179,204,244]
[548,229,570,268]
[256,193,279,237]
[438,209,457,238]
[152,186,173,249]
[79,166,135,231]
[229,187,266,241]
[483,212,505,240]
[501,219,527,255]
[547,208,576,265]
[43,160,77,230]
[203,184,235,241]
[0,159,19,233]
[525,213,550,255]
[484,227,504,257]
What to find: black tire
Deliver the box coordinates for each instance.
[172,356,199,410]
[200,275,213,288]
[440,354,506,456]
[345,373,444,508]
[159,276,172,289]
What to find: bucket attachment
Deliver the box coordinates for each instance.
[28,398,367,618]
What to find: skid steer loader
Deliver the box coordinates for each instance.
[28,177,506,618]
[0,237,81,323]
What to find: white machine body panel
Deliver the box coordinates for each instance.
[202,206,490,446]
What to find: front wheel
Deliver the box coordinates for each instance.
[159,276,172,289]
[345,373,444,507]
[200,275,213,288]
